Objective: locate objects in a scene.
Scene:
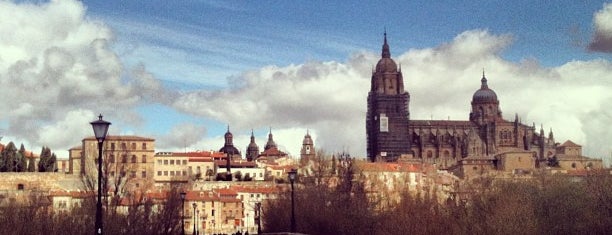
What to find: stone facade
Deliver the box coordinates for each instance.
[74,135,156,192]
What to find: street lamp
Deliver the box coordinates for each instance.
[288,168,297,233]
[192,203,197,235]
[196,210,200,235]
[91,114,110,235]
[180,192,186,235]
[254,202,261,235]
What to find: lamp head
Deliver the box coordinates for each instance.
[288,168,297,182]
[90,114,111,142]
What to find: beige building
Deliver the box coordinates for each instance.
[154,152,190,184]
[555,140,604,170]
[68,146,82,174]
[153,151,222,185]
[70,136,155,192]
[185,188,244,234]
[495,151,537,173]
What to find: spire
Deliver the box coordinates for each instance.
[265,127,277,150]
[549,128,554,140]
[382,30,391,58]
[514,113,519,123]
[481,69,488,89]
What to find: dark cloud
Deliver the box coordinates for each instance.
[588,3,612,53]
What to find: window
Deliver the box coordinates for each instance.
[110,171,115,177]
[170,171,175,176]
[109,154,115,163]
[170,160,175,165]
[122,155,127,163]
[157,160,162,164]
[157,171,161,176]
[131,143,136,150]
[182,160,187,165]
[142,155,147,163]
[17,184,24,190]
[131,155,137,163]
[571,163,577,168]
[121,143,127,150]
[130,171,136,178]
[141,171,146,178]
[211,209,215,216]
[164,171,168,176]
[164,160,168,165]
[110,143,116,150]
[142,143,147,150]
[183,171,187,176]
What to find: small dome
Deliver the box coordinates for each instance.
[472,75,498,104]
[375,58,398,73]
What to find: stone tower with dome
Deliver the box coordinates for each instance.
[245,129,259,161]
[366,32,412,162]
[300,130,316,160]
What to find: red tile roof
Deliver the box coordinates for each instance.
[259,147,287,157]
[215,160,257,167]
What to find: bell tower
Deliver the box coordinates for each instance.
[366,32,411,162]
[300,130,315,160]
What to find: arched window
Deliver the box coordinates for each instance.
[131,155,137,163]
[443,150,450,158]
[571,163,576,168]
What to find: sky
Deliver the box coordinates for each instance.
[0,0,611,164]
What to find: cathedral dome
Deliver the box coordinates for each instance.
[375,58,398,73]
[375,32,398,73]
[472,75,498,104]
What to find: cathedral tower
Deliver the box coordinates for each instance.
[246,129,259,161]
[366,33,411,162]
[300,130,315,160]
[219,126,241,157]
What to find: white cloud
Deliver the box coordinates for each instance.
[172,29,612,161]
[0,1,162,152]
[588,3,612,52]
[156,122,207,149]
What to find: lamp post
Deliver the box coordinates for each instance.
[254,202,261,235]
[288,168,297,233]
[180,192,186,235]
[192,203,197,235]
[91,114,110,235]
[196,210,200,235]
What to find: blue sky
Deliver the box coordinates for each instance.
[0,0,611,161]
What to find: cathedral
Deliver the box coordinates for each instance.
[366,33,567,175]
